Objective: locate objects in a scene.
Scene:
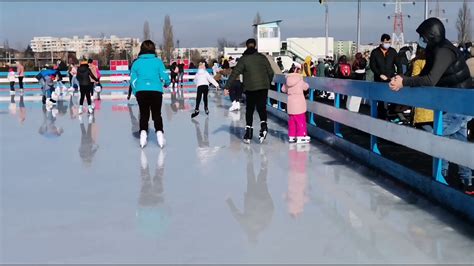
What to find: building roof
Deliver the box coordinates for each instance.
[252,20,282,27]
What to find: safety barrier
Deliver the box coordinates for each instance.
[0,69,213,91]
[269,74,474,221]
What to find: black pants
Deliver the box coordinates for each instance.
[230,82,243,102]
[136,91,164,133]
[80,84,93,106]
[9,82,14,91]
[195,85,209,111]
[18,77,24,89]
[245,89,268,127]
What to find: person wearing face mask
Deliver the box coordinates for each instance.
[370,33,403,119]
[389,18,472,195]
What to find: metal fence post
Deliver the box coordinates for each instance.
[309,88,316,126]
[277,83,282,111]
[432,110,447,185]
[370,100,381,155]
[334,93,343,138]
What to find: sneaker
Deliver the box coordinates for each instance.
[205,108,209,115]
[259,121,268,144]
[297,136,311,144]
[88,106,93,114]
[289,137,296,143]
[243,126,253,144]
[191,110,199,118]
[157,131,166,148]
[78,106,83,115]
[140,130,148,148]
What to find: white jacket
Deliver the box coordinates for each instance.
[194,69,219,87]
[7,71,16,82]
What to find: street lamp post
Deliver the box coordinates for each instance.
[325,1,329,58]
[357,0,361,52]
[424,0,429,20]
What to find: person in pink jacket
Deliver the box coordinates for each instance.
[281,70,311,144]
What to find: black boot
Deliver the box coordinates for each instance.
[191,110,199,118]
[243,126,253,144]
[259,121,268,144]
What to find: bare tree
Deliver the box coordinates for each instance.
[190,49,203,66]
[253,12,263,37]
[162,15,174,63]
[217,38,237,51]
[457,0,472,44]
[143,20,151,41]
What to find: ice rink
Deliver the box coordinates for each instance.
[1,92,473,264]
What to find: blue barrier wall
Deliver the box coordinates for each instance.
[270,74,474,221]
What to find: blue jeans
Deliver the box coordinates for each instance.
[442,113,473,186]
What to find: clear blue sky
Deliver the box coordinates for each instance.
[0,1,471,50]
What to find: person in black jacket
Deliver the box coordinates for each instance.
[370,34,403,119]
[76,60,99,115]
[390,18,473,194]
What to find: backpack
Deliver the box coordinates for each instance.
[339,63,352,78]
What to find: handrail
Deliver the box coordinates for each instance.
[286,40,318,60]
[274,75,474,116]
[0,68,212,78]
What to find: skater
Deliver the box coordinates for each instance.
[170,61,179,91]
[7,68,15,95]
[177,57,185,89]
[37,66,57,106]
[130,40,171,148]
[228,61,243,112]
[88,59,101,100]
[191,62,219,118]
[76,60,99,115]
[281,68,311,144]
[16,61,24,94]
[224,38,274,144]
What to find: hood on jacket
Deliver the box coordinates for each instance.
[304,56,312,64]
[286,73,304,87]
[243,47,258,55]
[416,17,446,46]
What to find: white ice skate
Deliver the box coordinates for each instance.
[297,136,311,144]
[157,131,166,149]
[229,101,240,112]
[88,106,94,114]
[140,130,148,148]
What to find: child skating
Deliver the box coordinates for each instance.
[281,69,311,144]
[7,68,16,96]
[76,60,99,115]
[191,62,219,118]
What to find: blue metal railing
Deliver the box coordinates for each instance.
[270,74,474,221]
[0,69,212,91]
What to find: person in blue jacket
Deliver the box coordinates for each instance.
[131,40,171,149]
